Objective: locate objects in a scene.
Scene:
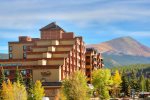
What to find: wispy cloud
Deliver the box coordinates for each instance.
[0,0,150,52]
[0,0,150,29]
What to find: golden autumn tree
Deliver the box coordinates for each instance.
[111,70,122,97]
[32,80,45,100]
[13,81,27,100]
[1,79,14,100]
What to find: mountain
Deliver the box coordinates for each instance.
[0,53,8,59]
[87,36,150,67]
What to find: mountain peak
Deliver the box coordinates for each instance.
[87,36,150,57]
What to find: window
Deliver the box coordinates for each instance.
[86,62,90,65]
[21,70,26,76]
[9,53,13,59]
[23,45,27,51]
[86,69,90,72]
[23,53,27,59]
[86,56,90,59]
[4,70,10,76]
[9,46,12,52]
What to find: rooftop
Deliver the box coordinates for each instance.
[40,22,65,32]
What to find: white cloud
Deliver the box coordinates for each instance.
[0,0,150,29]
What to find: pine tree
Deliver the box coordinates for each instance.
[145,78,150,92]
[26,73,34,100]
[130,69,138,92]
[139,75,146,92]
[0,67,6,86]
[32,80,45,100]
[19,73,24,85]
[121,72,130,96]
[14,66,24,84]
[15,66,20,82]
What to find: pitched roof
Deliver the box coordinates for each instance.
[40,22,65,32]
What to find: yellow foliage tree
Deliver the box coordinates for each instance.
[13,81,27,100]
[1,79,14,100]
[111,70,122,97]
[33,80,45,100]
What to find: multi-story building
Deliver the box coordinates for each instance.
[85,48,104,83]
[0,22,86,99]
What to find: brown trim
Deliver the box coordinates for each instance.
[0,58,65,62]
[27,51,70,54]
[0,65,60,70]
[32,45,73,48]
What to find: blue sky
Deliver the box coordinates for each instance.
[0,0,150,53]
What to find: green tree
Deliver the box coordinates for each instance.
[130,69,138,92]
[121,72,130,96]
[139,75,146,92]
[15,66,20,82]
[92,69,113,99]
[62,71,89,100]
[15,66,24,84]
[0,67,6,85]
[32,80,45,100]
[145,78,150,92]
[26,74,34,100]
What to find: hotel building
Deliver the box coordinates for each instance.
[0,22,86,99]
[85,48,104,83]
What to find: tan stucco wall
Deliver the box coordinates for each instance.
[32,48,48,52]
[59,40,75,45]
[27,54,43,59]
[47,60,64,65]
[36,41,51,46]
[9,43,33,59]
[32,68,61,82]
[52,54,68,58]
[56,47,71,51]
[43,53,52,58]
[48,46,56,52]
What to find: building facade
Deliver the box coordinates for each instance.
[85,48,104,83]
[0,22,86,99]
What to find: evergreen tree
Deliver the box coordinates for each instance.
[0,67,6,86]
[145,78,150,92]
[15,66,24,84]
[121,71,130,96]
[130,69,138,92]
[15,66,20,82]
[26,74,34,100]
[139,75,146,92]
[19,73,24,85]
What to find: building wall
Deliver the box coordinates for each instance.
[32,68,61,82]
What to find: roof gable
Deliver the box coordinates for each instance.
[40,22,65,32]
